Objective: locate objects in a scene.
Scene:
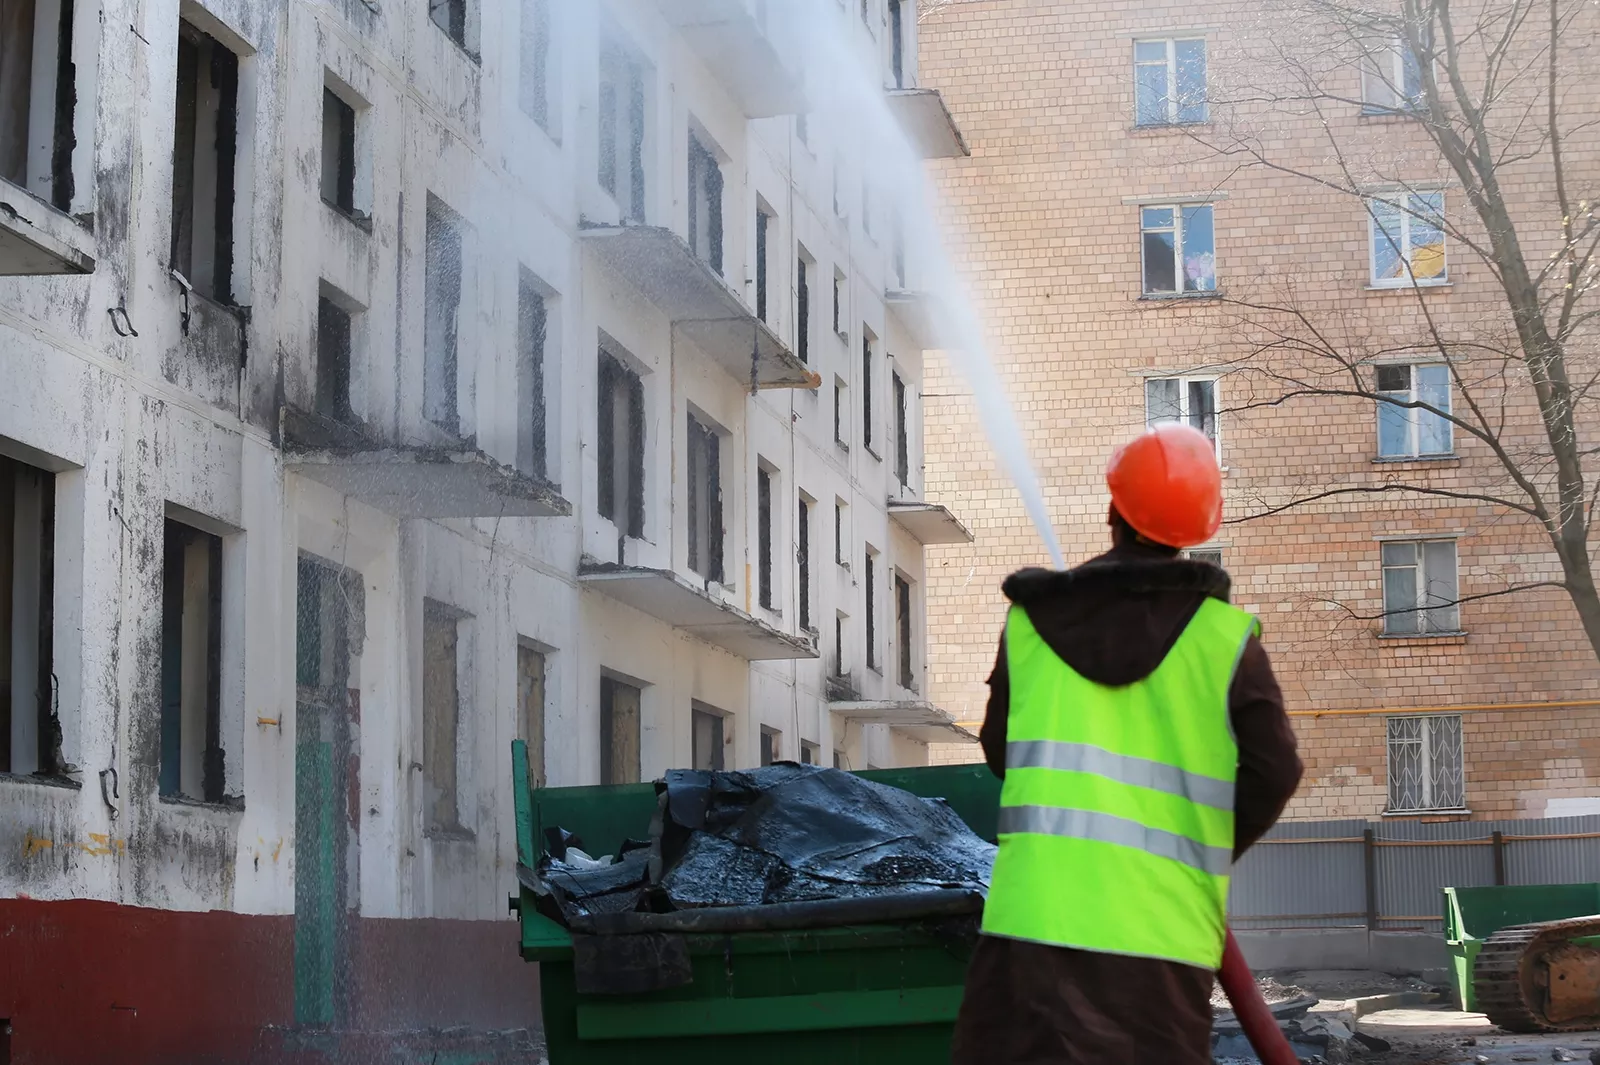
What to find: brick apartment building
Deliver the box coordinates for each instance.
[916,0,1600,821]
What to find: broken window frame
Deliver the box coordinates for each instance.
[599,674,641,785]
[757,463,775,611]
[0,0,81,211]
[691,704,724,772]
[797,493,813,632]
[518,269,550,480]
[896,571,915,691]
[687,129,723,274]
[755,206,772,322]
[598,33,647,224]
[517,641,547,789]
[423,196,466,436]
[861,332,876,456]
[0,453,59,777]
[159,517,226,804]
[429,0,475,56]
[864,548,878,673]
[519,0,555,135]
[686,412,723,583]
[170,20,241,304]
[422,599,469,836]
[892,370,910,488]
[796,251,811,365]
[597,349,646,540]
[320,86,356,215]
[1369,190,1447,288]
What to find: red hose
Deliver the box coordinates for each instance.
[1218,928,1300,1065]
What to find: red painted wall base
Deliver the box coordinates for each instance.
[0,898,541,1065]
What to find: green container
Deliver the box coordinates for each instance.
[1441,883,1600,1011]
[509,744,1001,1064]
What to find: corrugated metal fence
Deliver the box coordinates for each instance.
[1230,816,1600,932]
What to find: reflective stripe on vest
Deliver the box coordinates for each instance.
[981,596,1258,970]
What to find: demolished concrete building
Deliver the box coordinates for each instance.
[0,0,972,1059]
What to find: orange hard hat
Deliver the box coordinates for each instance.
[1106,423,1222,549]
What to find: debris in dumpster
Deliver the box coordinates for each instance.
[532,764,996,933]
[572,932,694,995]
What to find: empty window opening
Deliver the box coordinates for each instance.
[892,370,909,487]
[0,454,57,776]
[1382,539,1460,636]
[834,500,847,566]
[518,270,549,479]
[160,518,225,803]
[889,0,905,87]
[691,705,724,771]
[519,0,553,133]
[686,413,723,581]
[833,376,848,448]
[757,464,775,610]
[422,599,465,834]
[864,548,878,672]
[797,494,812,632]
[832,269,845,336]
[1387,714,1463,812]
[1377,363,1452,458]
[321,87,356,214]
[1370,191,1446,286]
[796,251,811,364]
[599,675,641,785]
[861,331,876,454]
[423,196,465,435]
[0,0,77,209]
[315,290,356,423]
[755,205,772,322]
[833,749,844,770]
[1134,38,1207,127]
[430,0,470,52]
[597,349,645,539]
[759,726,779,767]
[517,642,546,789]
[170,21,240,303]
[833,612,848,676]
[1141,204,1215,295]
[687,129,723,273]
[800,741,819,765]
[598,34,646,223]
[1145,376,1217,452]
[895,572,913,690]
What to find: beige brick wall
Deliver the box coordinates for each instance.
[917,0,1600,815]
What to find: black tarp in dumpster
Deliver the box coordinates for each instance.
[532,764,996,929]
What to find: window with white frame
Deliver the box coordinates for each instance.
[1134,38,1207,126]
[1381,539,1460,635]
[1370,191,1446,286]
[1387,714,1464,812]
[1145,376,1218,451]
[1376,363,1452,458]
[1361,35,1425,113]
[1141,204,1216,295]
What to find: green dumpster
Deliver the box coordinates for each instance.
[1442,883,1600,1011]
[509,742,1001,1064]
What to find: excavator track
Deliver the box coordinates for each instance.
[1475,915,1600,1033]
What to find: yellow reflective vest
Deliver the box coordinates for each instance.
[981,596,1259,970]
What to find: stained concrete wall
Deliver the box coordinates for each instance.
[0,0,946,934]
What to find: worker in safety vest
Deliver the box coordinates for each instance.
[952,423,1303,1065]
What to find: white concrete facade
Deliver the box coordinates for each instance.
[0,0,962,922]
